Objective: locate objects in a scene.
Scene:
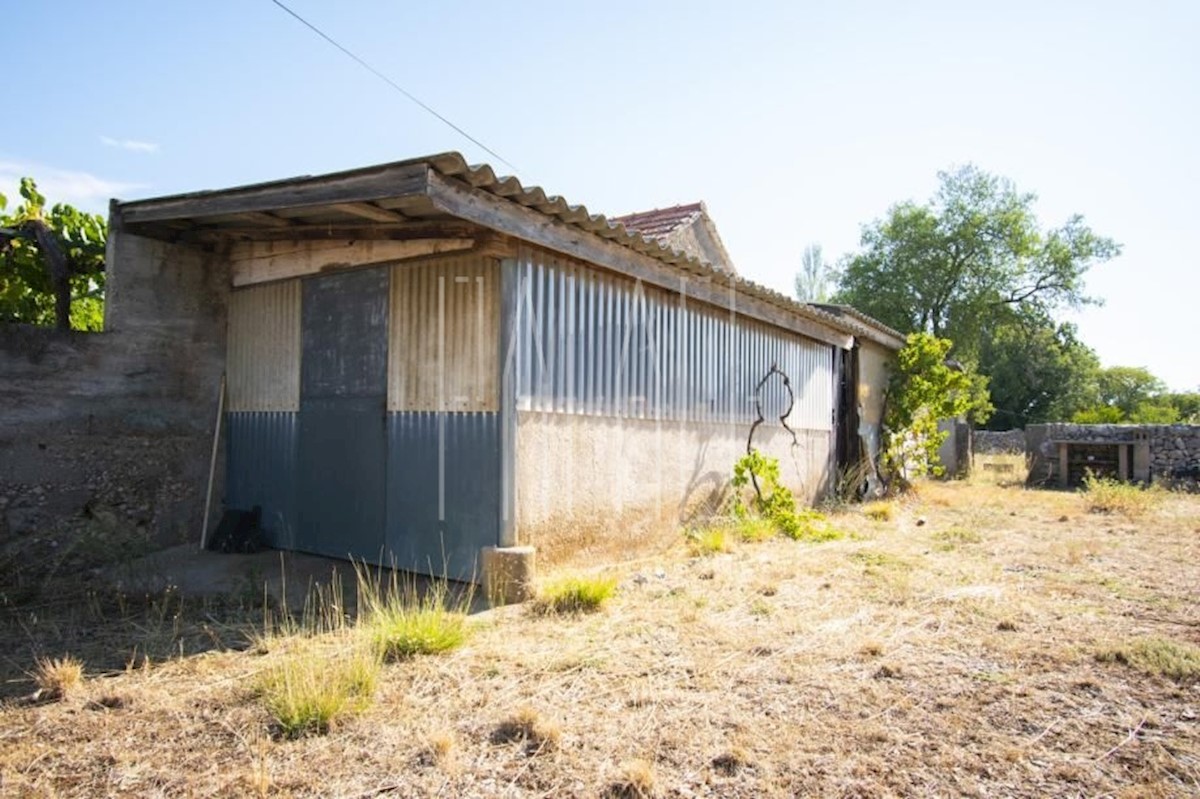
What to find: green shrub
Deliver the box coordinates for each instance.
[732,450,843,543]
[532,574,617,615]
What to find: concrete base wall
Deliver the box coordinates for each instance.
[0,233,230,562]
[514,411,831,565]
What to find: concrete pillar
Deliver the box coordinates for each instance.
[1118,444,1129,481]
[481,545,536,606]
[1058,442,1070,488]
[1133,433,1151,483]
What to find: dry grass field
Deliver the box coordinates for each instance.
[2,465,1198,797]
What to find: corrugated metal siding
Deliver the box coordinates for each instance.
[225,411,299,549]
[388,255,500,412]
[227,280,301,412]
[511,247,833,430]
[385,411,500,580]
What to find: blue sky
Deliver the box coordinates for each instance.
[4,1,1196,390]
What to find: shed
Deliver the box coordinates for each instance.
[107,152,903,580]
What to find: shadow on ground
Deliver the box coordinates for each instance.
[0,545,482,699]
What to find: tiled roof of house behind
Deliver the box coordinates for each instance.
[613,203,705,241]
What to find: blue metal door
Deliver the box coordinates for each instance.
[297,268,388,560]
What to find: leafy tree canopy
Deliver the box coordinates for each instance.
[833,165,1119,361]
[0,178,107,331]
[1071,366,1188,424]
[884,332,992,482]
[977,310,1102,429]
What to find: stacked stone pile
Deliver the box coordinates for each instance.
[973,429,1027,455]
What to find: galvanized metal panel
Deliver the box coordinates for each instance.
[226,280,301,412]
[385,411,500,580]
[297,268,388,560]
[225,411,299,549]
[388,255,500,412]
[513,246,835,430]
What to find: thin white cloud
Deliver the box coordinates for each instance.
[0,161,146,212]
[100,135,160,154]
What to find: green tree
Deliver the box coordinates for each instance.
[832,165,1119,361]
[977,312,1101,428]
[883,332,992,483]
[1164,391,1200,423]
[0,178,107,331]
[1070,365,1181,423]
[794,243,829,302]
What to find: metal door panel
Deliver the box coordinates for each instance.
[297,268,388,560]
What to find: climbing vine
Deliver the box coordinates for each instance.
[732,363,840,542]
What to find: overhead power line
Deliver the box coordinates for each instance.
[269,0,518,172]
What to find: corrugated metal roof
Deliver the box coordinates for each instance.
[420,153,904,349]
[114,151,905,350]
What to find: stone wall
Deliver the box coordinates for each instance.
[1026,423,1200,486]
[974,429,1027,455]
[0,233,230,577]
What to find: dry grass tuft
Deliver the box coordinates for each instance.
[492,706,561,752]
[32,655,83,701]
[531,574,617,615]
[1081,473,1162,516]
[1096,636,1200,683]
[422,730,458,769]
[607,758,657,798]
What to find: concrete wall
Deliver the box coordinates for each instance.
[0,233,230,554]
[514,411,831,565]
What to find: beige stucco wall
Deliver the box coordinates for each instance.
[514,411,831,565]
[857,340,892,427]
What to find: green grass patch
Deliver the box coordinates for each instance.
[357,569,471,661]
[777,508,844,542]
[933,526,982,550]
[849,550,911,573]
[257,643,380,738]
[1081,473,1162,517]
[1095,636,1200,683]
[863,501,895,522]
[732,516,778,543]
[531,574,617,615]
[686,526,732,556]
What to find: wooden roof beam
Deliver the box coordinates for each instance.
[117,162,430,225]
[329,202,408,223]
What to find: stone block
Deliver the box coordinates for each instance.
[481,545,536,606]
